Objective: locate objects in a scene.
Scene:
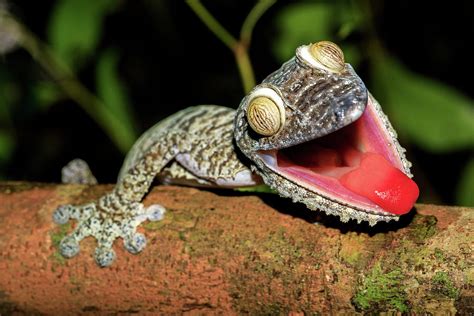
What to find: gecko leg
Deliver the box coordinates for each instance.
[53,132,188,267]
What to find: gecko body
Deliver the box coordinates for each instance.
[54,42,418,266]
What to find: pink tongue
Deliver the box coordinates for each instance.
[339,153,419,215]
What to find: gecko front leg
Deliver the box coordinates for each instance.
[53,131,189,267]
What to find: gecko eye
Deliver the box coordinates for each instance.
[246,88,285,137]
[299,41,345,73]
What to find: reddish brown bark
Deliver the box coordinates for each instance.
[0,182,472,314]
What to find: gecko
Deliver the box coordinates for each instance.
[53,41,419,267]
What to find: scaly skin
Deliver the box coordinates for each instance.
[54,43,412,267]
[54,106,259,266]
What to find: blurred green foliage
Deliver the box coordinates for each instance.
[0,0,473,206]
[96,48,137,146]
[46,0,137,152]
[47,0,118,70]
[372,56,474,152]
[273,3,335,62]
[273,2,363,67]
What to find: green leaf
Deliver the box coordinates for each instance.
[372,56,474,152]
[96,49,137,148]
[456,158,474,206]
[272,3,334,62]
[47,0,118,69]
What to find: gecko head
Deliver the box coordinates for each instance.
[234,41,419,225]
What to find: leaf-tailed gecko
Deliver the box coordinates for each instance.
[53,41,419,267]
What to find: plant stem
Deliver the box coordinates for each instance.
[186,0,274,94]
[240,0,275,47]
[234,43,255,93]
[185,0,237,50]
[3,13,134,153]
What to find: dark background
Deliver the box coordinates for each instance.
[1,0,473,206]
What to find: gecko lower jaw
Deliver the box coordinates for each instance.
[256,96,419,217]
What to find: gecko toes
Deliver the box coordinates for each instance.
[53,205,72,224]
[53,199,165,266]
[146,204,166,221]
[94,246,116,267]
[59,236,80,258]
[124,233,147,254]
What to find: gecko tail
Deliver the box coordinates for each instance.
[61,159,98,185]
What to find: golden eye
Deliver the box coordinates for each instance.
[246,96,285,136]
[309,41,345,73]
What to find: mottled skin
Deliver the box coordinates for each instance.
[54,106,256,266]
[54,44,411,267]
[235,53,412,225]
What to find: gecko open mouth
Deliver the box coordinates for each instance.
[257,96,419,216]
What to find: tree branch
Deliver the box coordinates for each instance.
[0,182,472,314]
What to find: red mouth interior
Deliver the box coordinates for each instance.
[274,100,419,215]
